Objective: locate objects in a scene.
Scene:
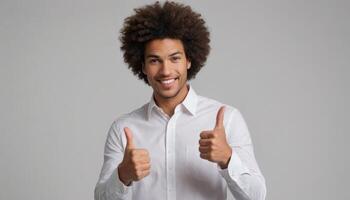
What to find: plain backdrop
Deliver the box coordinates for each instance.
[0,0,349,199]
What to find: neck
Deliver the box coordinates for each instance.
[154,84,189,117]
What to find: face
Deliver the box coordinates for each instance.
[143,38,191,101]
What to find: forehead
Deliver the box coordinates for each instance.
[144,38,185,56]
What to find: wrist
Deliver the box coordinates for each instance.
[218,148,232,169]
[118,164,132,186]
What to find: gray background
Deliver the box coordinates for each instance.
[0,0,349,199]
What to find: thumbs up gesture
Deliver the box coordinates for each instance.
[118,127,151,186]
[199,106,232,169]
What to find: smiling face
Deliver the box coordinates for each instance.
[143,38,191,102]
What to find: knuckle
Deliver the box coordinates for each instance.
[131,157,137,163]
[209,152,215,159]
[135,170,142,178]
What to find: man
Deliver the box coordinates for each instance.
[95,1,266,200]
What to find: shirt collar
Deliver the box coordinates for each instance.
[147,83,198,120]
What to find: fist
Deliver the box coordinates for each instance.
[199,106,232,169]
[118,127,151,185]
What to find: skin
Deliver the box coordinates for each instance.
[118,38,232,186]
[199,106,232,169]
[142,38,191,117]
[118,127,151,186]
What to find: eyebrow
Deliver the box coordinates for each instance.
[145,51,183,59]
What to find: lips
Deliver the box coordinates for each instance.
[161,79,175,84]
[158,78,178,88]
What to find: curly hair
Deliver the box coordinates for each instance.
[120,1,210,85]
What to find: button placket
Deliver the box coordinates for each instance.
[165,110,179,200]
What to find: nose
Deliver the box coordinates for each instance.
[159,60,171,76]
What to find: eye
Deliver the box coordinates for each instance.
[149,59,159,64]
[171,56,181,62]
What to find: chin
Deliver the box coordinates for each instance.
[157,88,180,99]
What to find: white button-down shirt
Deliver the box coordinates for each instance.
[95,85,266,200]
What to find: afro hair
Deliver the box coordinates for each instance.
[120,1,210,85]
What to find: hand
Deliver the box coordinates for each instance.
[118,127,151,186]
[199,106,232,169]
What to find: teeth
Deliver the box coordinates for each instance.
[161,79,175,84]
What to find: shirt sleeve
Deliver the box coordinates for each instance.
[218,108,267,200]
[94,121,132,200]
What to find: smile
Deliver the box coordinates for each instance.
[158,78,178,88]
[161,79,175,84]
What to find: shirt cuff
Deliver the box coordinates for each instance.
[108,169,132,196]
[218,151,250,183]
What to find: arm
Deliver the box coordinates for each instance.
[94,121,131,200]
[219,108,267,200]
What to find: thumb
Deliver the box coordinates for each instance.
[215,106,225,129]
[124,127,135,149]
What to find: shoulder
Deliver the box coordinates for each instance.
[110,103,149,134]
[196,94,240,118]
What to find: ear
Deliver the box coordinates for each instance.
[187,61,191,70]
[142,62,146,75]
